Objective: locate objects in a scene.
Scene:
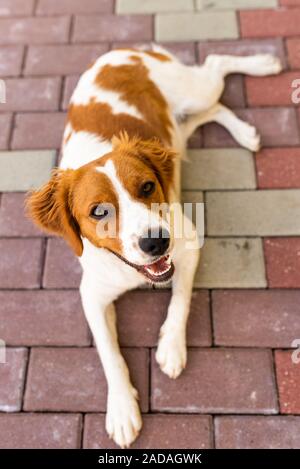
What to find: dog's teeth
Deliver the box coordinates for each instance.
[145,263,172,277]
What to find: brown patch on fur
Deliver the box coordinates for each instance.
[26,169,83,256]
[26,167,122,257]
[68,101,162,142]
[71,166,122,254]
[143,50,171,62]
[111,132,175,203]
[27,134,175,259]
[94,56,172,144]
[113,48,171,62]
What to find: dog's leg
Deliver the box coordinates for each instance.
[181,102,261,152]
[80,274,142,448]
[156,213,200,379]
[204,53,282,77]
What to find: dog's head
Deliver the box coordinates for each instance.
[27,133,176,283]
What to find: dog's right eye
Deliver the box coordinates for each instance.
[90,204,109,220]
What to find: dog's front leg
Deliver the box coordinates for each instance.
[156,213,200,379]
[80,274,142,448]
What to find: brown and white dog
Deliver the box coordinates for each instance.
[27,45,282,448]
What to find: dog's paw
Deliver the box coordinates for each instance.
[106,387,142,448]
[156,329,187,379]
[237,121,261,152]
[251,54,282,76]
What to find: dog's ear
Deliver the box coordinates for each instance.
[26,169,83,256]
[113,132,176,198]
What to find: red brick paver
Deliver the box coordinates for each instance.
[0,192,42,237]
[0,0,35,17]
[72,15,153,43]
[275,350,300,414]
[0,238,43,288]
[62,75,80,110]
[24,44,109,76]
[0,348,28,412]
[287,39,300,69]
[116,290,212,347]
[0,114,12,150]
[0,46,24,76]
[246,72,300,106]
[280,0,300,6]
[151,349,278,414]
[84,414,213,449]
[0,413,82,449]
[264,238,300,288]
[1,78,61,112]
[216,416,300,449]
[36,0,114,16]
[256,148,300,189]
[240,9,300,38]
[24,348,149,412]
[43,238,82,289]
[0,290,90,346]
[213,290,300,348]
[0,17,71,45]
[12,113,66,150]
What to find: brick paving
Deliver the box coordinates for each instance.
[0,0,299,449]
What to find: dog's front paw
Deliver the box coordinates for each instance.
[156,329,187,379]
[106,386,142,448]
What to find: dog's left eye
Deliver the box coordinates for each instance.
[140,181,155,197]
[90,204,109,220]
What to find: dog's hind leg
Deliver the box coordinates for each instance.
[181,103,260,152]
[204,53,282,77]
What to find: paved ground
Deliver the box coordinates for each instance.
[0,0,300,449]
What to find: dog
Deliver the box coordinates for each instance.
[27,45,282,448]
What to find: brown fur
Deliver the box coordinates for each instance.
[111,132,175,202]
[27,134,175,258]
[67,57,172,145]
[114,48,171,62]
[26,169,83,256]
[68,101,162,142]
[94,57,172,144]
[143,50,171,62]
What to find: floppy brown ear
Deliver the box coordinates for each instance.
[26,169,83,256]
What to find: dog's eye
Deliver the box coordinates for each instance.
[90,204,109,220]
[140,181,155,197]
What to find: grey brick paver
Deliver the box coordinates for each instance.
[0,150,56,191]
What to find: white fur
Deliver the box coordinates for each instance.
[60,46,282,448]
[97,159,171,265]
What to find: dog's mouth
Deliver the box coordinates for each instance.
[109,250,174,283]
[137,254,174,283]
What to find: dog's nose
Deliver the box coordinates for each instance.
[138,228,170,256]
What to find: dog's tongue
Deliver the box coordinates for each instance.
[144,255,171,276]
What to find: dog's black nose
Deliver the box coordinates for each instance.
[138,228,170,256]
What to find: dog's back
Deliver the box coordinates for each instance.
[60,47,182,171]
